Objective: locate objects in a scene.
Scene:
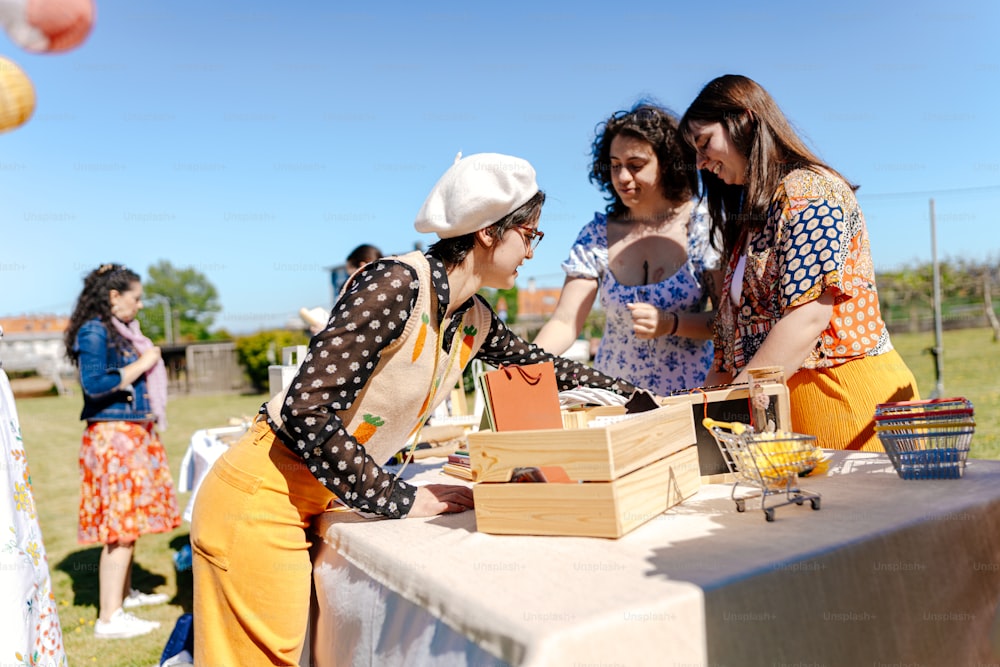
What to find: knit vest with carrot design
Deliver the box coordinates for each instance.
[279,251,492,468]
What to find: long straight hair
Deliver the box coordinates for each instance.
[680,75,855,257]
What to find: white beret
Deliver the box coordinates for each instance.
[414,152,539,238]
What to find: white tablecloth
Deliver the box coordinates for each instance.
[178,426,245,522]
[310,452,1000,666]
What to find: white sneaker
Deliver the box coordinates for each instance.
[123,588,169,609]
[162,650,194,666]
[94,608,161,639]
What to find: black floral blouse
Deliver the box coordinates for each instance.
[264,253,637,517]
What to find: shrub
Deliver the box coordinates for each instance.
[235,329,309,392]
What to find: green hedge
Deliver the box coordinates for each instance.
[235,329,310,392]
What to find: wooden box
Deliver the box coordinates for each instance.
[658,382,791,481]
[473,446,700,538]
[468,403,699,538]
[468,403,695,483]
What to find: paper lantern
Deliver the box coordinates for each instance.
[0,57,35,133]
[0,0,95,53]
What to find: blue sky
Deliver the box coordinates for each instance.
[2,0,998,332]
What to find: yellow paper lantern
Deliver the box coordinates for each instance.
[0,57,35,133]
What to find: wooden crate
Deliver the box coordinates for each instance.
[658,382,791,480]
[468,403,695,483]
[473,445,700,538]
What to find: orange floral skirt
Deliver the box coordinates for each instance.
[78,421,181,545]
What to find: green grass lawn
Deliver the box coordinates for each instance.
[890,327,999,459]
[12,327,999,666]
[18,390,266,667]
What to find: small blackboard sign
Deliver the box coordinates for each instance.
[661,385,790,478]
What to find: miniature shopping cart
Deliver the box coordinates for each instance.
[703,418,822,522]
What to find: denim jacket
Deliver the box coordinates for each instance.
[75,318,155,423]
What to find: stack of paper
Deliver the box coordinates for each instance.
[442,450,473,481]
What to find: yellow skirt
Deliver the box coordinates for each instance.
[788,349,919,451]
[191,418,334,667]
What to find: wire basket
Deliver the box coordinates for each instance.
[703,419,822,521]
[874,397,973,420]
[874,398,975,480]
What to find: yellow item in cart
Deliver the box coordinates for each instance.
[703,421,823,481]
[702,418,823,521]
[803,457,829,477]
[745,430,823,481]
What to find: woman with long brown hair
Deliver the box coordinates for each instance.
[680,74,918,451]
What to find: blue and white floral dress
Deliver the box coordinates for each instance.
[561,202,719,395]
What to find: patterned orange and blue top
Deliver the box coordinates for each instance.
[713,168,894,374]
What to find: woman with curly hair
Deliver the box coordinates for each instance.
[534,101,722,394]
[64,263,181,639]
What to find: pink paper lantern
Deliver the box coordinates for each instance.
[1,0,95,53]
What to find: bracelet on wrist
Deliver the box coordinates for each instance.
[667,311,679,336]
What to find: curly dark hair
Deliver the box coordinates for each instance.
[427,190,546,266]
[589,101,697,218]
[64,263,142,365]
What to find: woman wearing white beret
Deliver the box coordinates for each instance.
[191,153,640,666]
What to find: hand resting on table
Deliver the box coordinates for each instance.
[408,484,475,518]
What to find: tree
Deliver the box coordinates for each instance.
[583,309,606,340]
[876,256,1000,331]
[877,264,931,328]
[139,260,222,343]
[495,286,519,323]
[479,286,520,323]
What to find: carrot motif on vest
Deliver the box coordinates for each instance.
[459,325,477,367]
[412,312,430,362]
[352,414,384,445]
[417,376,440,417]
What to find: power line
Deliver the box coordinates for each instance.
[858,184,1000,200]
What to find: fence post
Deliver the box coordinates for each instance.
[929,198,944,398]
